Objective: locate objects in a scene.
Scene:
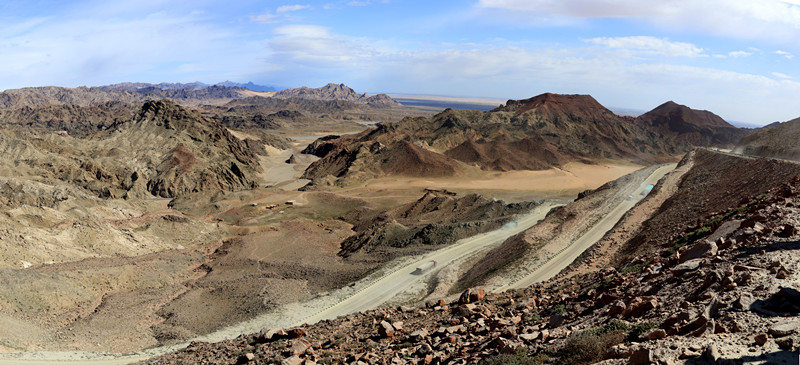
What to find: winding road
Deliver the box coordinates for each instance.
[298,201,563,324]
[498,163,676,290]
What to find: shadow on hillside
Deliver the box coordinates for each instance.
[733,239,800,260]
[686,348,800,365]
[750,287,800,317]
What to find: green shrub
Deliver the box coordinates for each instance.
[559,329,626,364]
[479,347,545,365]
[629,321,659,341]
[549,304,566,316]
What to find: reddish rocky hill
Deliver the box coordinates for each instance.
[634,101,747,147]
[301,93,686,187]
[734,117,800,160]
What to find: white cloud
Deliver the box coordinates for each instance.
[347,1,370,6]
[728,50,753,58]
[776,50,795,59]
[586,36,704,57]
[772,72,793,79]
[277,4,310,12]
[250,13,281,24]
[478,0,800,44]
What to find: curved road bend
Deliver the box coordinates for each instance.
[297,201,563,325]
[499,163,676,291]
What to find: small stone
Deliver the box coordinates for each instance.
[644,328,667,340]
[287,327,306,338]
[630,347,652,365]
[733,293,754,311]
[410,329,428,339]
[608,300,626,315]
[378,321,395,338]
[392,321,404,331]
[281,355,303,365]
[776,338,794,350]
[754,333,768,346]
[704,344,720,363]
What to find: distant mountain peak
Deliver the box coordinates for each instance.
[495,93,609,115]
[634,100,745,147]
[272,83,400,107]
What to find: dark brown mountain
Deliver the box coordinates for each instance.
[733,116,800,160]
[302,93,686,187]
[634,101,747,147]
[99,99,261,198]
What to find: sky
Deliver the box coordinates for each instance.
[1,0,799,125]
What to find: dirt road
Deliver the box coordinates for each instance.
[498,163,676,290]
[297,201,563,324]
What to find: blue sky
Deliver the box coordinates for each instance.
[1,0,799,125]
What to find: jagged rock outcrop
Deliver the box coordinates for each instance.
[733,116,800,160]
[272,83,401,107]
[634,101,748,147]
[100,99,261,198]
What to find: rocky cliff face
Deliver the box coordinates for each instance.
[733,117,800,160]
[301,93,686,187]
[634,101,747,147]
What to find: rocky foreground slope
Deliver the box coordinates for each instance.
[301,93,686,187]
[733,117,800,160]
[141,151,800,364]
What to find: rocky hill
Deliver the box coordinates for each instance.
[141,150,800,365]
[634,101,747,147]
[301,93,686,187]
[733,117,800,160]
[0,101,136,137]
[0,84,250,110]
[272,83,401,107]
[94,99,261,198]
[339,192,537,260]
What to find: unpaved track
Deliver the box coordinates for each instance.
[499,163,676,290]
[298,201,563,324]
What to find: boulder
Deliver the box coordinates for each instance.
[769,321,798,337]
[679,240,718,262]
[624,297,658,317]
[671,258,702,275]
